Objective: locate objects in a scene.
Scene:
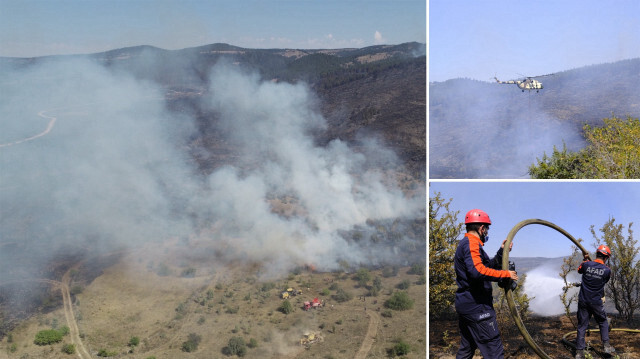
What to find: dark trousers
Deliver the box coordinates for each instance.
[576,300,609,350]
[456,310,504,359]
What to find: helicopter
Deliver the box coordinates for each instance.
[494,73,553,92]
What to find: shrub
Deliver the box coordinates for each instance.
[279,300,293,314]
[397,279,411,290]
[157,263,171,276]
[181,335,197,352]
[390,339,411,356]
[260,282,275,292]
[225,305,240,314]
[332,288,353,303]
[181,267,196,277]
[97,349,118,357]
[181,333,202,352]
[128,336,140,347]
[385,291,414,311]
[248,338,258,348]
[62,343,76,354]
[59,326,70,335]
[223,336,247,357]
[71,285,84,295]
[382,266,399,278]
[354,268,371,287]
[34,329,63,345]
[408,263,425,275]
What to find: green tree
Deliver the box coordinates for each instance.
[582,116,640,178]
[591,218,640,322]
[528,142,584,179]
[429,192,462,317]
[529,116,640,178]
[559,242,584,325]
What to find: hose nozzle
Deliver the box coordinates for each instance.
[562,282,581,291]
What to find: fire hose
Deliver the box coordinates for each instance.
[501,219,640,359]
[561,328,640,358]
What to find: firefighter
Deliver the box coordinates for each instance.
[575,245,615,359]
[454,209,518,359]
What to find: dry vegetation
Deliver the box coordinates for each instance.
[429,314,640,359]
[1,241,425,358]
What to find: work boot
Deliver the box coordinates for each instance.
[575,349,585,359]
[603,342,616,354]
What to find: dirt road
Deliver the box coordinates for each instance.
[0,110,57,148]
[3,276,92,359]
[61,269,92,359]
[354,311,380,359]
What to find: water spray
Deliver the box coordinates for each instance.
[501,219,640,359]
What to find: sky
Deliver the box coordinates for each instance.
[429,181,640,258]
[429,0,640,82]
[0,0,426,58]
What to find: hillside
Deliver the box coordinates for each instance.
[1,249,426,358]
[0,42,425,358]
[1,42,426,177]
[429,58,640,178]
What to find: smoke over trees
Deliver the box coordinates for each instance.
[530,115,640,179]
[0,46,425,336]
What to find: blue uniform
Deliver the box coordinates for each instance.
[576,258,611,350]
[454,233,512,359]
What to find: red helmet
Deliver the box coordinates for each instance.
[465,209,491,225]
[597,245,611,257]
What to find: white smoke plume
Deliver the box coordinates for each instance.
[429,80,585,178]
[0,56,424,285]
[196,64,423,273]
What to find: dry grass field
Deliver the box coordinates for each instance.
[1,239,425,359]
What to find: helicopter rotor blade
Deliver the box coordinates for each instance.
[530,73,555,79]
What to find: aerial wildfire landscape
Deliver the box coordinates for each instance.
[0,43,426,358]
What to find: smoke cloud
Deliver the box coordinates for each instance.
[0,55,424,288]
[429,79,584,178]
